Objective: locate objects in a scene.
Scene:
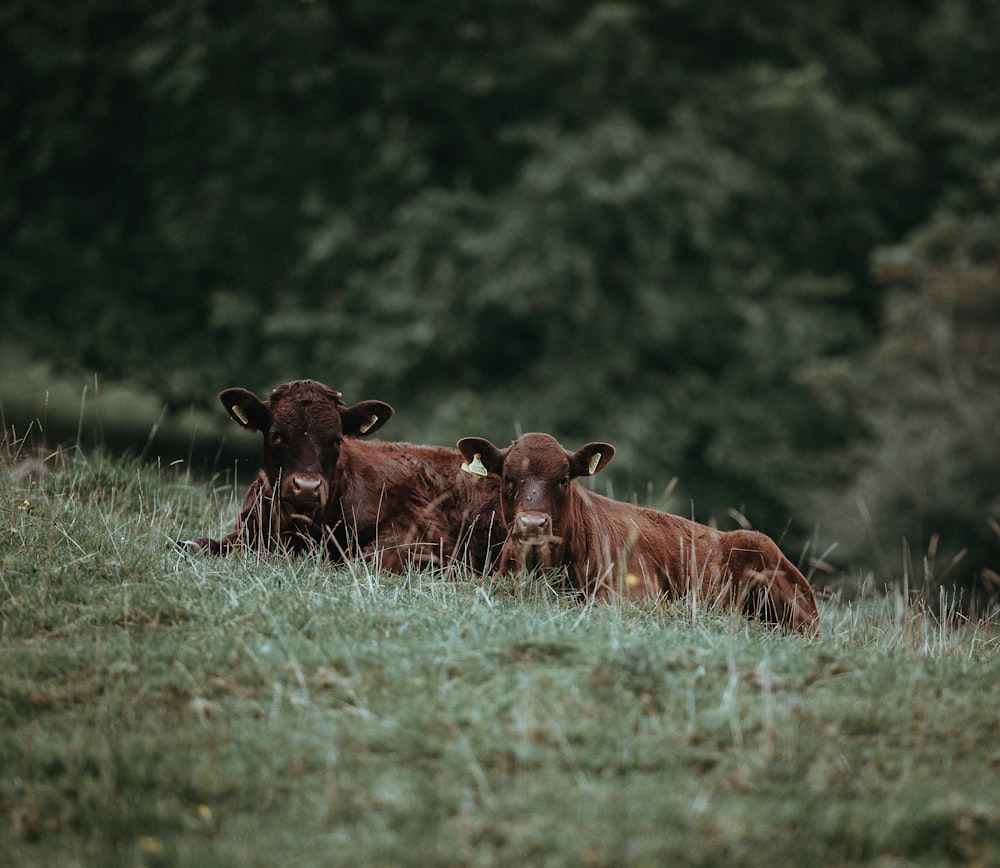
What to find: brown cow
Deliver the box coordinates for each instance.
[182,380,502,573]
[457,432,820,634]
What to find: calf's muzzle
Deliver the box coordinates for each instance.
[513,511,551,543]
[282,474,328,519]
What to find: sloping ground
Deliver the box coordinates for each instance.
[2,450,999,866]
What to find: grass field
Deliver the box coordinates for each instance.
[2,447,999,867]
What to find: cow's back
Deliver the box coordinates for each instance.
[335,440,502,572]
[565,489,818,632]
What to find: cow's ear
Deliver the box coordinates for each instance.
[568,442,615,478]
[219,388,270,432]
[457,437,505,478]
[341,400,394,437]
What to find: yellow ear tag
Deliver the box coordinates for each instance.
[461,453,489,478]
[588,452,602,475]
[359,414,379,434]
[231,405,250,426]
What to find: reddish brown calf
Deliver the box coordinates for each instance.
[182,380,502,572]
[457,432,820,634]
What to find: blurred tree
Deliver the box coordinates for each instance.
[810,207,1000,600]
[298,63,913,533]
[1,0,998,551]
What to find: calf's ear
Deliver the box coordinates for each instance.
[219,388,270,432]
[568,442,615,478]
[341,400,394,437]
[457,437,506,477]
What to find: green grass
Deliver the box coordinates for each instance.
[2,448,1000,867]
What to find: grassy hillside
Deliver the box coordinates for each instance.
[2,445,999,866]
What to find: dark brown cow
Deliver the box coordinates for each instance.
[182,380,502,573]
[457,432,820,634]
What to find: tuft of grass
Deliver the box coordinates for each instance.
[2,447,999,866]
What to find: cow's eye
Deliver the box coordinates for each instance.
[558,476,570,490]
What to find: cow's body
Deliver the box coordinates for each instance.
[183,381,502,573]
[322,439,503,572]
[458,433,819,634]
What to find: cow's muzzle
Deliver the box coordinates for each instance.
[281,474,329,523]
[513,511,551,543]
[505,511,559,572]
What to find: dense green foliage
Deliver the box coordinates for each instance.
[2,1,999,590]
[3,451,1000,865]
[814,211,1000,597]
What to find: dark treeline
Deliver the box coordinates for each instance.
[3,1,999,598]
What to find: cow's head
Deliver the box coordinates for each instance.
[457,433,614,571]
[221,380,393,527]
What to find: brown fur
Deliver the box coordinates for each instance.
[182,380,502,572]
[458,432,820,634]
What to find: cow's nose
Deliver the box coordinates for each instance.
[289,475,325,505]
[515,512,550,539]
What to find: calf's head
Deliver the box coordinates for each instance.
[221,380,393,526]
[457,433,614,570]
